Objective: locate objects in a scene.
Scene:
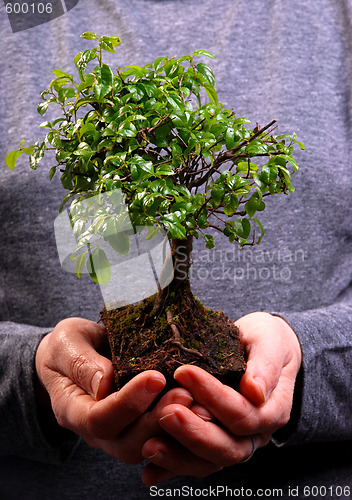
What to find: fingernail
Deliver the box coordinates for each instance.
[144,450,161,461]
[159,411,179,427]
[146,377,165,395]
[174,393,194,406]
[254,376,267,404]
[91,371,103,400]
[192,406,213,421]
[174,369,191,386]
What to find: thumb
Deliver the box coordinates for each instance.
[236,313,293,406]
[41,318,114,401]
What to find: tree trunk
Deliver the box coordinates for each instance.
[150,235,193,316]
[169,235,193,292]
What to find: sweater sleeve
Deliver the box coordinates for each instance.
[272,294,352,447]
[0,322,80,464]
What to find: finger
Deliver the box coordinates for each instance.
[191,403,213,421]
[174,365,257,434]
[142,436,221,485]
[47,318,114,400]
[104,388,194,463]
[142,463,175,487]
[157,404,258,467]
[53,370,166,439]
[236,313,300,405]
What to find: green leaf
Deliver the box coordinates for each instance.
[93,65,114,100]
[260,164,278,184]
[21,144,35,154]
[29,144,46,170]
[39,121,52,128]
[252,218,265,244]
[170,112,188,128]
[74,48,98,81]
[77,74,95,93]
[60,170,74,190]
[233,218,251,239]
[79,122,96,138]
[60,87,76,101]
[81,32,98,40]
[5,150,23,170]
[87,248,111,285]
[175,185,191,198]
[197,211,209,229]
[47,130,62,148]
[223,194,239,216]
[164,220,186,239]
[74,142,92,157]
[153,56,167,72]
[235,117,251,125]
[162,213,186,239]
[118,121,137,138]
[210,187,225,204]
[223,223,234,238]
[204,234,215,249]
[155,164,175,177]
[177,55,192,64]
[129,84,145,102]
[164,60,179,77]
[59,191,76,213]
[142,81,159,98]
[166,94,184,112]
[100,64,114,86]
[37,100,52,116]
[75,252,87,279]
[227,174,249,192]
[236,161,258,174]
[281,154,300,171]
[246,142,269,155]
[196,63,215,86]
[93,82,111,100]
[51,68,74,81]
[203,82,218,104]
[106,231,130,255]
[269,155,286,168]
[297,141,305,150]
[99,36,121,53]
[245,194,265,217]
[146,226,160,240]
[225,127,240,150]
[193,49,215,59]
[120,65,145,78]
[130,156,154,181]
[49,166,57,180]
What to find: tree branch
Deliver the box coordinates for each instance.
[188,120,277,190]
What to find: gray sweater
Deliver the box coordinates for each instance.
[0,0,351,498]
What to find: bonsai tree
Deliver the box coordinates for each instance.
[6,33,303,388]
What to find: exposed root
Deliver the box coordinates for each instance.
[150,288,167,317]
[166,308,181,342]
[166,308,205,359]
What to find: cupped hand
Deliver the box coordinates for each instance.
[35,317,194,462]
[141,312,302,485]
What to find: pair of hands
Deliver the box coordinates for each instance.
[35,312,302,485]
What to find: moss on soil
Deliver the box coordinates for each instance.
[101,282,246,391]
